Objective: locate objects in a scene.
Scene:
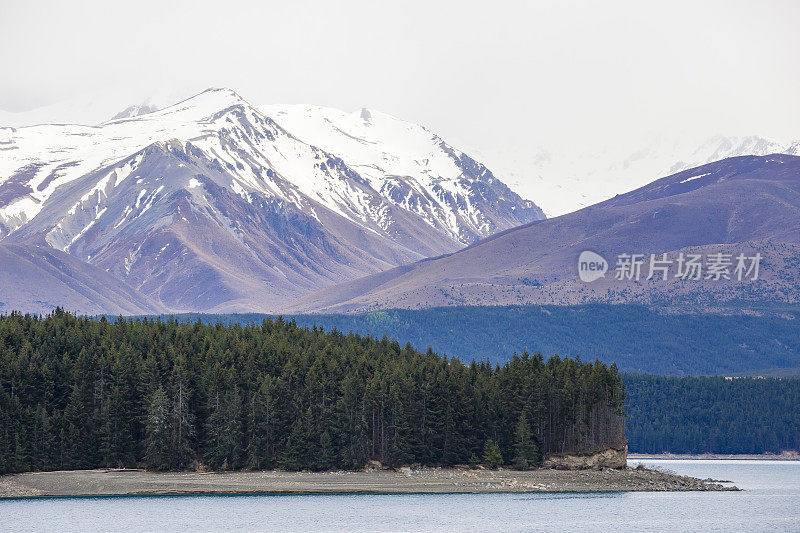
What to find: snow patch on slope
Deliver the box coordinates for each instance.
[2,88,540,254]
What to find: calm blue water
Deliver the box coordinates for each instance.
[1,460,798,532]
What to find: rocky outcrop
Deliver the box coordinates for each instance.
[542,445,628,470]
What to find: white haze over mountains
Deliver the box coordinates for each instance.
[2,93,796,217]
[2,1,798,217]
[0,89,191,129]
[465,132,800,216]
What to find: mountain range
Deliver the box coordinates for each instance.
[0,89,542,314]
[2,89,799,317]
[287,154,800,313]
[6,90,798,219]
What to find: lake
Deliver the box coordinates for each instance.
[1,460,798,532]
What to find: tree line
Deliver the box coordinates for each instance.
[624,374,800,454]
[158,304,800,376]
[0,310,625,474]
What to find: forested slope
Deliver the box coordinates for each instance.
[156,305,800,376]
[0,310,624,474]
[624,374,800,454]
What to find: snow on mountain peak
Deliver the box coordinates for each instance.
[10,87,794,314]
[0,90,543,312]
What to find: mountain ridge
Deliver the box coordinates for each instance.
[285,154,800,314]
[0,88,542,313]
[0,243,164,315]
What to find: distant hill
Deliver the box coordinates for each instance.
[624,374,800,454]
[287,154,800,314]
[0,243,164,316]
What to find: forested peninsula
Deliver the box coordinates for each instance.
[0,310,625,474]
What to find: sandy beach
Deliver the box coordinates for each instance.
[0,466,737,498]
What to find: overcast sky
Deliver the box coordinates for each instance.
[2,0,798,154]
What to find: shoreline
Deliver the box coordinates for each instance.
[0,467,737,499]
[629,453,800,461]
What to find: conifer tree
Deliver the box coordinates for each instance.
[246,375,275,469]
[144,386,172,470]
[513,410,539,470]
[483,439,503,469]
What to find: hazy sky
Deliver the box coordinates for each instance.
[2,0,798,153]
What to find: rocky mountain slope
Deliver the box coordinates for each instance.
[0,243,164,315]
[287,154,800,313]
[0,89,542,313]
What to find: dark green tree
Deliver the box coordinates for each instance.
[513,411,539,470]
[483,439,503,469]
[144,386,172,470]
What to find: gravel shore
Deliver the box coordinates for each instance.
[0,466,737,498]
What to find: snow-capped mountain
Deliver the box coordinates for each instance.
[0,88,543,313]
[259,104,539,243]
[472,133,800,217]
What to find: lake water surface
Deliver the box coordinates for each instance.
[1,460,798,532]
